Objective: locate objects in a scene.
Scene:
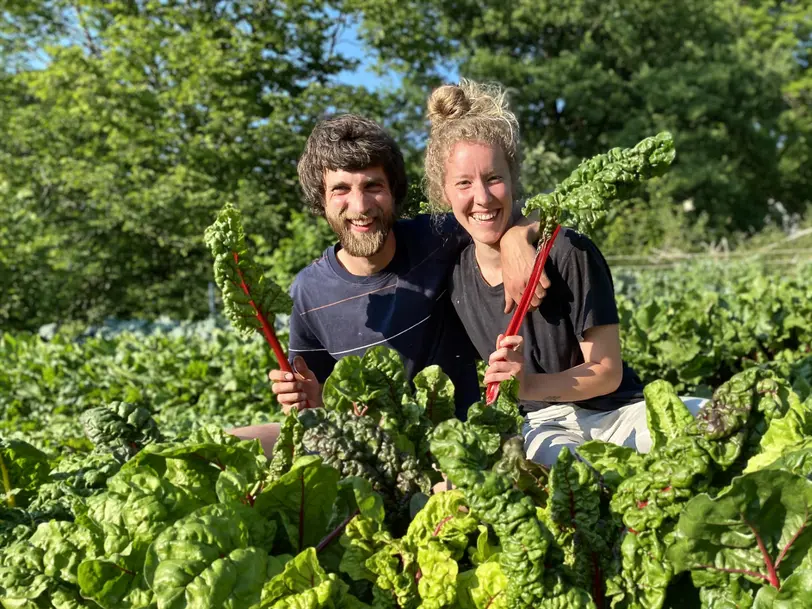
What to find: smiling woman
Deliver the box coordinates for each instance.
[423,79,705,466]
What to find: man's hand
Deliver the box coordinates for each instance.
[500,220,551,314]
[269,355,322,414]
[483,334,525,387]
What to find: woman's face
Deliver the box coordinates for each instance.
[443,141,513,247]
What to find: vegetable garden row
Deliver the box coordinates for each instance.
[1,339,812,608]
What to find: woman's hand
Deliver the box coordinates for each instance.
[483,333,525,387]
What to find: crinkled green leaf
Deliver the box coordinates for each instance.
[412,365,455,426]
[143,503,275,609]
[405,490,477,560]
[205,202,292,340]
[492,436,549,506]
[746,390,812,473]
[78,556,155,609]
[522,132,675,238]
[261,547,356,609]
[576,440,643,491]
[468,525,499,567]
[644,380,694,451]
[0,438,51,508]
[606,528,675,609]
[268,414,304,482]
[668,470,812,589]
[416,543,458,609]
[254,456,339,553]
[457,562,508,609]
[79,401,162,462]
[366,538,419,609]
[321,347,410,425]
[83,464,205,560]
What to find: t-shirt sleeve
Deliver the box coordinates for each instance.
[558,236,619,340]
[287,303,336,384]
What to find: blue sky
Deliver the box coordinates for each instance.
[331,18,402,91]
[331,17,459,91]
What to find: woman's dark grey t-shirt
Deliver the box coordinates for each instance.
[449,227,643,414]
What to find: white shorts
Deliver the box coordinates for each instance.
[522,397,709,466]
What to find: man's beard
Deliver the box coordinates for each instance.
[326,209,395,257]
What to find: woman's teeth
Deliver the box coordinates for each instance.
[471,210,499,223]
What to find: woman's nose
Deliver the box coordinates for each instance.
[473,180,493,205]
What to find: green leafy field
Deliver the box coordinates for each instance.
[2,336,812,608]
[2,258,812,608]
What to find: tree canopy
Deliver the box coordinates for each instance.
[1,0,809,330]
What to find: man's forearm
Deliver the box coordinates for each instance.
[521,362,622,403]
[505,207,540,244]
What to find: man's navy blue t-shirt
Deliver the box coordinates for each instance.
[287,214,480,416]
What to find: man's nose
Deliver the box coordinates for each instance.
[347,188,372,214]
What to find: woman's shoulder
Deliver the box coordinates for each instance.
[548,227,607,264]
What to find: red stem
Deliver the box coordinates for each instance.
[775,509,808,570]
[486,225,561,404]
[232,252,292,373]
[591,552,604,609]
[110,564,136,576]
[695,564,771,584]
[316,508,360,553]
[433,515,454,537]
[744,517,780,588]
[298,472,306,551]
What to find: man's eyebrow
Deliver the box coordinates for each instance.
[363,177,386,186]
[328,181,350,191]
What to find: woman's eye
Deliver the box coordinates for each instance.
[488,175,502,183]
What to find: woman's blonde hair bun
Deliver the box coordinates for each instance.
[427,85,471,125]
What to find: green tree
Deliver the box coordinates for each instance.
[0,1,388,330]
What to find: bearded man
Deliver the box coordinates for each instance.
[232,114,542,453]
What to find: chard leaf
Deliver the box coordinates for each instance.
[405,490,477,560]
[321,347,410,424]
[416,543,458,609]
[0,438,51,508]
[576,440,643,491]
[457,562,508,609]
[261,547,358,608]
[205,202,292,341]
[746,390,811,473]
[79,401,162,462]
[412,365,455,425]
[143,503,275,609]
[644,380,694,451]
[668,470,812,589]
[268,414,304,482]
[254,456,339,553]
[78,556,155,609]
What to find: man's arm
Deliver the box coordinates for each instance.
[500,209,549,313]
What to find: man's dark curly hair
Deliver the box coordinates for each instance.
[297,114,408,216]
